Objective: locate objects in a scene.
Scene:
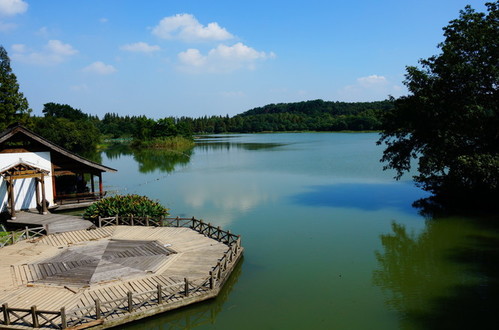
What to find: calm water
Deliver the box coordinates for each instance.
[101,133,499,330]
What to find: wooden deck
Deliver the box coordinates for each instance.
[7,211,94,234]
[0,222,243,329]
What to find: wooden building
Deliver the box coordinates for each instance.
[0,125,116,219]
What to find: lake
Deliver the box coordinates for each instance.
[102,133,499,330]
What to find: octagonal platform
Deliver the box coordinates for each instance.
[0,225,237,328]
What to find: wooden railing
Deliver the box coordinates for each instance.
[0,226,46,247]
[0,216,243,329]
[64,279,209,328]
[98,216,240,245]
[54,191,106,205]
[1,304,64,329]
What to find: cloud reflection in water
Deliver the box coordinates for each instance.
[291,182,429,214]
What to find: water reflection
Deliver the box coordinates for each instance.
[195,142,286,151]
[126,257,244,330]
[373,219,499,329]
[104,145,193,173]
[291,182,429,214]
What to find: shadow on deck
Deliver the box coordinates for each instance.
[6,211,94,234]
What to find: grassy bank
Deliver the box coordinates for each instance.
[131,136,195,150]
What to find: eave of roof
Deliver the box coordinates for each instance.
[0,125,117,173]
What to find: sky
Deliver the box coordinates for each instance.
[0,0,489,118]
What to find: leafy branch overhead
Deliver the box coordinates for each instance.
[378,2,499,206]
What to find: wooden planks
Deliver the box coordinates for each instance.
[0,224,239,329]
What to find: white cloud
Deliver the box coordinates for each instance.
[152,13,233,42]
[0,0,28,16]
[82,61,117,75]
[120,42,160,53]
[11,40,78,65]
[337,74,405,101]
[178,48,206,67]
[35,26,50,37]
[178,42,275,73]
[220,90,246,98]
[0,21,15,31]
[99,18,108,23]
[11,43,25,52]
[70,84,89,92]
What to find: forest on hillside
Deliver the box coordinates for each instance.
[27,99,392,154]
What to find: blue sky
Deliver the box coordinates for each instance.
[0,0,488,118]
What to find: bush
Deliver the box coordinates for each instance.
[84,194,169,219]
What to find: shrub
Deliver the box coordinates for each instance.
[84,194,169,219]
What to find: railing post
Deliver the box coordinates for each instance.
[60,307,67,329]
[115,214,119,226]
[98,216,102,228]
[95,299,101,319]
[25,226,29,239]
[176,216,180,227]
[217,226,221,241]
[3,303,10,325]
[146,216,149,227]
[31,306,39,328]
[227,230,231,244]
[127,292,133,312]
[217,262,222,279]
[157,284,162,304]
[209,271,214,290]
[184,278,189,297]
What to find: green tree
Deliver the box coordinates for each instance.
[42,102,89,121]
[0,45,31,131]
[378,2,499,207]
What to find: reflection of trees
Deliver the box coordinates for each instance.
[128,257,244,330]
[196,142,285,152]
[133,148,192,173]
[373,220,499,329]
[103,144,193,173]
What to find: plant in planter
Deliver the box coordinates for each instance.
[84,194,169,219]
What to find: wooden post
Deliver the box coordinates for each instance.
[98,216,102,228]
[157,284,162,304]
[25,226,29,239]
[40,174,48,215]
[127,292,133,312]
[35,177,40,211]
[8,178,16,219]
[115,214,119,226]
[2,303,10,325]
[209,271,214,290]
[98,172,103,198]
[217,227,221,240]
[95,299,101,319]
[31,306,39,328]
[90,174,95,195]
[146,216,149,227]
[184,278,189,297]
[60,307,67,329]
[130,215,134,226]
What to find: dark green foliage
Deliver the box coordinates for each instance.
[378,2,499,206]
[169,100,391,134]
[0,45,31,131]
[32,104,101,155]
[83,194,169,219]
[42,102,96,121]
